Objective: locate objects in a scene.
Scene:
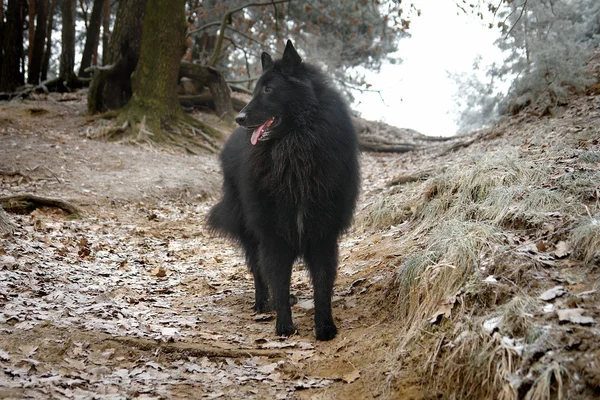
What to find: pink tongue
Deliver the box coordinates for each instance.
[250,118,273,146]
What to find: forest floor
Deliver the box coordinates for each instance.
[0,91,599,399]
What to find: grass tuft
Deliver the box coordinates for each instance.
[569,215,600,267]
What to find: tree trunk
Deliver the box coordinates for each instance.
[28,0,49,84]
[101,0,110,65]
[0,0,4,74]
[179,62,234,119]
[88,0,146,112]
[125,0,187,138]
[40,0,58,81]
[79,0,104,77]
[59,0,77,89]
[0,0,25,92]
[27,0,36,69]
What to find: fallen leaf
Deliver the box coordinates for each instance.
[149,265,168,277]
[19,345,38,357]
[343,368,360,383]
[429,304,452,324]
[64,358,85,370]
[483,316,502,333]
[254,314,274,322]
[0,349,10,361]
[257,362,279,374]
[539,286,567,301]
[556,308,595,325]
[553,241,573,258]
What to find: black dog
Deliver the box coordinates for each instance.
[208,40,359,341]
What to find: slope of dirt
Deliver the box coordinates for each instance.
[1,91,599,399]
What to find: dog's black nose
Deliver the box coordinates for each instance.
[235,112,247,125]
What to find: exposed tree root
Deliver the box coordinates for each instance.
[0,169,32,183]
[111,336,285,359]
[0,194,81,216]
[86,105,223,154]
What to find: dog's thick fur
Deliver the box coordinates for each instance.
[208,40,359,341]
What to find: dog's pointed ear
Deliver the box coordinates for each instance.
[282,40,302,67]
[261,52,273,71]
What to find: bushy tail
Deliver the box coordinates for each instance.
[207,202,225,232]
[207,201,241,240]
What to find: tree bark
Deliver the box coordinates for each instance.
[0,0,4,74]
[0,0,25,92]
[28,0,49,84]
[88,0,146,112]
[79,0,104,77]
[40,0,58,81]
[59,0,77,89]
[125,0,187,138]
[27,0,36,69]
[101,0,111,65]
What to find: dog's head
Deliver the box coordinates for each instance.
[235,40,317,146]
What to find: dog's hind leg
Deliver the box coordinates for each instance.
[305,237,338,341]
[239,231,271,313]
[259,237,296,337]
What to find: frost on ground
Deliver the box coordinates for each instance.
[1,92,600,399]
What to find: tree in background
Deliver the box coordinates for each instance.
[58,0,80,90]
[27,0,49,85]
[79,0,104,78]
[454,0,600,133]
[88,0,146,112]
[40,0,58,82]
[193,1,414,102]
[0,0,25,92]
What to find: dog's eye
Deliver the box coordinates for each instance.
[263,86,272,93]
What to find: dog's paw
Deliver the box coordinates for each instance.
[253,302,272,314]
[276,323,297,337]
[315,324,338,341]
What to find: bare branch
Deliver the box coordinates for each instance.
[208,0,290,67]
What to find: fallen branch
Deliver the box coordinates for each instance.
[389,168,440,186]
[359,141,421,153]
[0,194,81,215]
[111,336,285,359]
[439,137,478,156]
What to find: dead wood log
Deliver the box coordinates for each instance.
[354,117,453,153]
[179,62,234,119]
[359,141,421,153]
[179,94,246,112]
[0,194,81,215]
[111,336,284,359]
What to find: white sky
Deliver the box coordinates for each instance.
[353,0,503,137]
